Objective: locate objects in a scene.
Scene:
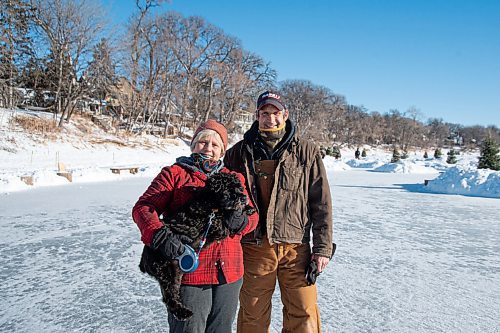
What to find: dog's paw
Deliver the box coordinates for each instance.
[172,307,193,321]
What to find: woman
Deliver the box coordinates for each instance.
[132,120,258,333]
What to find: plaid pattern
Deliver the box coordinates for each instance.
[132,164,258,285]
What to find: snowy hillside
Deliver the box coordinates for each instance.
[0,108,190,193]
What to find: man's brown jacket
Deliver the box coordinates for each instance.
[224,121,333,258]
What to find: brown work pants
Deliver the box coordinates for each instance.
[237,238,321,333]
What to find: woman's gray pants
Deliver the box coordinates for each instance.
[167,278,243,333]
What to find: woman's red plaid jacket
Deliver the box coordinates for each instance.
[132,164,258,285]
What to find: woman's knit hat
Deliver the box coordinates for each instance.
[191,119,228,151]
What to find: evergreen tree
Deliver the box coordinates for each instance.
[478,136,500,170]
[326,146,333,157]
[332,146,341,159]
[434,148,442,159]
[319,146,326,159]
[391,147,401,163]
[0,0,35,107]
[401,148,409,159]
[423,151,428,158]
[18,55,52,106]
[21,55,50,91]
[86,38,116,105]
[43,49,74,96]
[361,148,367,157]
[446,149,457,164]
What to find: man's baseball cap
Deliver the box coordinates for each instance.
[257,91,286,111]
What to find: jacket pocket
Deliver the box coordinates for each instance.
[279,164,302,191]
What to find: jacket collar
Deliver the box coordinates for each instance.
[244,120,297,160]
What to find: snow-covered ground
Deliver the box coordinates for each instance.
[0,108,190,194]
[1,108,499,332]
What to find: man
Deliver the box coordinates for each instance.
[224,91,333,333]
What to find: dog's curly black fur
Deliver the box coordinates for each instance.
[139,172,256,321]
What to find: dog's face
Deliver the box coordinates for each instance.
[204,173,248,211]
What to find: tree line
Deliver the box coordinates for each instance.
[1,0,498,149]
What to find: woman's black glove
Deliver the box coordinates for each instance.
[223,210,248,235]
[151,227,192,259]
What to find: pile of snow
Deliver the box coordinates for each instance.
[346,158,385,169]
[421,153,481,172]
[424,166,500,198]
[316,148,498,199]
[322,156,352,171]
[372,160,439,174]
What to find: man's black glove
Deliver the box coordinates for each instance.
[305,260,320,286]
[151,227,192,259]
[223,210,248,234]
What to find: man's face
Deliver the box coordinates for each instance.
[257,104,288,130]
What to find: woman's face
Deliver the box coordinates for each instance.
[192,135,223,161]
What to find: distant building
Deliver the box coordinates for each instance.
[233,109,254,134]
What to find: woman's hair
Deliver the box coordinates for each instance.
[190,129,225,156]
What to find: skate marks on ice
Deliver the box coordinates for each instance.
[321,170,499,332]
[0,179,168,332]
[0,172,498,332]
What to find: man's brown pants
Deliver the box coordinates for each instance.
[237,238,321,333]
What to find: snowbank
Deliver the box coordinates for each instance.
[372,160,439,174]
[322,156,352,171]
[424,166,500,198]
[346,158,385,169]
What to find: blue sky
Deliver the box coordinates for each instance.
[103,0,500,127]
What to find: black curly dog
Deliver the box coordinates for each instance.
[139,172,255,321]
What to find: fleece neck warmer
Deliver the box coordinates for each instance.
[176,153,223,176]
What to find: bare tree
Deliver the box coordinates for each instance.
[121,0,167,131]
[30,0,106,126]
[280,80,344,142]
[215,48,276,127]
[167,15,235,134]
[426,118,450,148]
[120,10,278,135]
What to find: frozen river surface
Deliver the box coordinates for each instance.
[0,170,499,332]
